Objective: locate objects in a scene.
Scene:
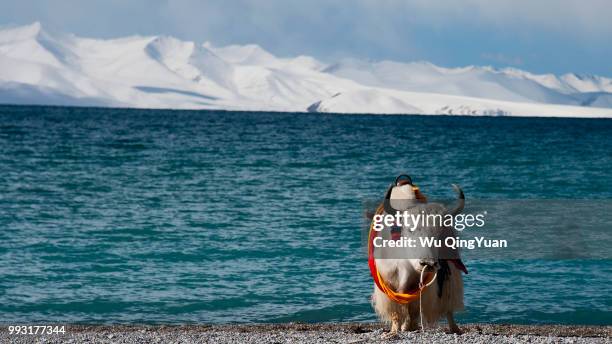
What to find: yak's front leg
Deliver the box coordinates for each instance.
[446,312,463,334]
[401,302,419,331]
[381,312,401,339]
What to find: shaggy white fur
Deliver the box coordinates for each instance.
[371,186,465,337]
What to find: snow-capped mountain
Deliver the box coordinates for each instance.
[1,22,612,117]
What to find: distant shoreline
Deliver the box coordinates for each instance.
[2,323,610,343]
[2,103,612,121]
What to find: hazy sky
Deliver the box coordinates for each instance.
[1,0,611,76]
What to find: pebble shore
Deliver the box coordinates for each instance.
[1,323,610,343]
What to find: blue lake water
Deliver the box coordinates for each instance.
[0,105,610,325]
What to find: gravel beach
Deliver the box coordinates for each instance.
[1,323,610,344]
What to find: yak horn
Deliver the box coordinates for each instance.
[446,184,465,216]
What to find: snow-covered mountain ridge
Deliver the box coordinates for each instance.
[1,22,611,117]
